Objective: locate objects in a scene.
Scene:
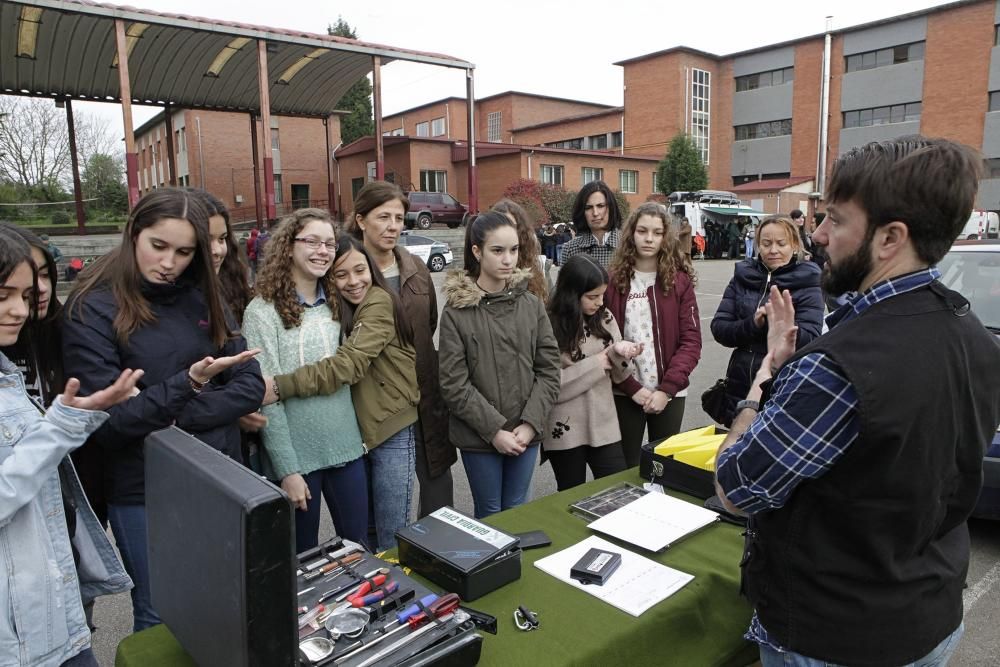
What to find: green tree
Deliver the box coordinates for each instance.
[656,133,708,195]
[328,18,373,145]
[82,153,128,214]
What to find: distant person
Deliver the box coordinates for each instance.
[790,209,813,260]
[560,181,622,268]
[744,223,755,259]
[727,219,742,259]
[710,216,823,426]
[678,217,693,260]
[810,212,829,269]
[40,233,63,261]
[715,136,1000,667]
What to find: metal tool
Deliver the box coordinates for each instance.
[318,568,389,604]
[350,581,398,608]
[334,593,460,665]
[354,612,457,667]
[304,552,364,581]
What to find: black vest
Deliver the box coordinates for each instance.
[744,281,1000,666]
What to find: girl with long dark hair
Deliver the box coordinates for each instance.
[62,188,263,631]
[438,212,560,518]
[243,209,368,553]
[544,255,641,490]
[491,199,548,301]
[605,202,702,467]
[0,226,140,666]
[262,235,419,551]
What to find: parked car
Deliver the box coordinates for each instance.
[399,231,454,272]
[405,192,467,230]
[937,240,1000,519]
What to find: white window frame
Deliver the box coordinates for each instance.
[690,68,711,165]
[420,170,447,193]
[415,121,429,137]
[431,117,446,137]
[273,174,283,204]
[540,164,564,186]
[487,111,502,143]
[270,127,280,151]
[582,167,603,184]
[652,172,661,194]
[619,169,638,194]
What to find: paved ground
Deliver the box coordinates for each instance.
[88,258,1000,666]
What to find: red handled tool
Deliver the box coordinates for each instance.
[334,593,460,665]
[350,580,398,607]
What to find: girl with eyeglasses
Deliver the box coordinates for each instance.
[261,235,419,552]
[242,209,369,552]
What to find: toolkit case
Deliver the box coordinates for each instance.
[145,427,483,666]
[395,507,521,602]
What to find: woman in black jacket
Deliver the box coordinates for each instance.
[62,188,263,631]
[710,215,824,426]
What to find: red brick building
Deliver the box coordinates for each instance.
[134,110,342,220]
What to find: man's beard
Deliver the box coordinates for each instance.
[822,239,873,295]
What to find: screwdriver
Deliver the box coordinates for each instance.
[355,612,456,667]
[304,552,363,581]
[334,593,460,664]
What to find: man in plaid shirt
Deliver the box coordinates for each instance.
[715,136,1000,667]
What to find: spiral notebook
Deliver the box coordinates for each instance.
[587,491,719,552]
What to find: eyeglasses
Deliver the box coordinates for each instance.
[294,237,337,251]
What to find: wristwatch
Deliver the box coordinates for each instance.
[735,399,759,413]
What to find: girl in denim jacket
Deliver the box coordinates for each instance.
[0,228,141,667]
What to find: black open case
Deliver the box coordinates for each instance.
[146,427,482,667]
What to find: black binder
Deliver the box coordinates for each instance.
[145,426,297,667]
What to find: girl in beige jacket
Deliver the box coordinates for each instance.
[544,255,642,491]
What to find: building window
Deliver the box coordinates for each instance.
[415,121,429,137]
[270,128,280,151]
[431,117,446,136]
[734,119,793,141]
[546,137,583,149]
[842,102,921,128]
[589,134,608,150]
[273,174,283,203]
[611,131,623,148]
[487,111,502,143]
[582,167,603,184]
[735,67,795,92]
[540,164,564,186]
[845,42,925,73]
[367,161,377,182]
[995,25,1000,46]
[990,92,1000,112]
[619,170,637,194]
[690,68,710,164]
[351,177,365,199]
[420,170,447,192]
[652,172,661,194]
[987,158,1000,178]
[391,127,404,136]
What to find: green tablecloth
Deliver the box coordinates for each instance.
[116,469,757,667]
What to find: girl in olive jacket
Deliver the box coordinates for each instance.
[264,236,419,551]
[438,212,561,519]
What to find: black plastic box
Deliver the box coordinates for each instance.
[395,507,521,601]
[638,440,716,500]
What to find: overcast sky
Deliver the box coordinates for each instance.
[65,0,948,138]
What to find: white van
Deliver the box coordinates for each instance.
[961,210,999,240]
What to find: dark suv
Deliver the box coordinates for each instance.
[405,192,467,230]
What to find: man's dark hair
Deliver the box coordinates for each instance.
[826,135,983,265]
[790,209,804,220]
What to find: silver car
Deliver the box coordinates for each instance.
[398,232,454,273]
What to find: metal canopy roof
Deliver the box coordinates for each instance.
[1,0,474,117]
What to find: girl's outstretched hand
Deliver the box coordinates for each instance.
[61,369,145,412]
[189,348,261,385]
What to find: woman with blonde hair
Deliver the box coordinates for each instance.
[710,215,823,426]
[605,202,702,467]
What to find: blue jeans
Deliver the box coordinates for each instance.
[759,622,964,667]
[61,647,98,667]
[460,445,539,519]
[367,425,415,551]
[107,503,161,632]
[297,458,369,553]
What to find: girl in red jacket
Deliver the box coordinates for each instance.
[605,202,702,467]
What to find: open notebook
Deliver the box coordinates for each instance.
[587,491,719,552]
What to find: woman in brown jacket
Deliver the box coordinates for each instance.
[347,181,455,516]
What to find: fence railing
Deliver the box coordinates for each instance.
[229,199,333,227]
